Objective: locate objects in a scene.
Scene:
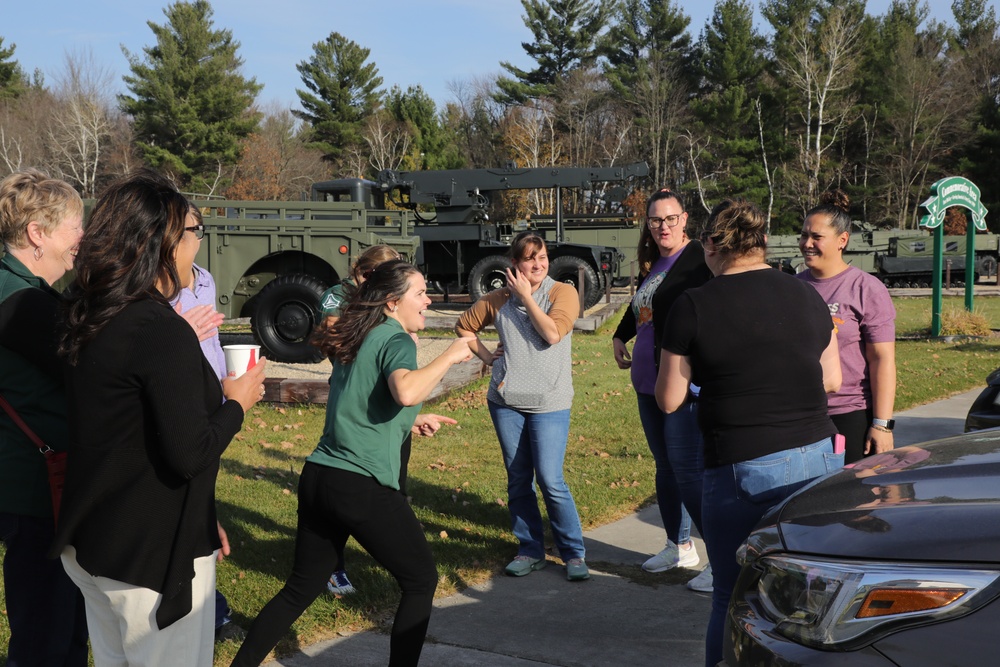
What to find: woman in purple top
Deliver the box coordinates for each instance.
[798,189,897,464]
[611,189,713,591]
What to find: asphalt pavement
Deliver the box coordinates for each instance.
[253,388,985,667]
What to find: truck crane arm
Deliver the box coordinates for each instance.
[375,162,650,225]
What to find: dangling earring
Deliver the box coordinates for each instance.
[391,305,399,313]
[32,246,43,261]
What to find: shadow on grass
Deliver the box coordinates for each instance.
[214,461,526,659]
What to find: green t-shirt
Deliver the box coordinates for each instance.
[306,318,419,489]
[319,279,354,317]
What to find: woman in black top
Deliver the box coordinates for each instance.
[656,198,842,667]
[53,170,267,665]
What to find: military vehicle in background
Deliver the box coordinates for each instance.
[311,162,649,307]
[766,224,1000,286]
[189,198,419,364]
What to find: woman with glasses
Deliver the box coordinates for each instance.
[53,170,267,665]
[656,198,843,667]
[457,231,589,581]
[611,189,713,592]
[0,169,89,666]
[797,189,896,463]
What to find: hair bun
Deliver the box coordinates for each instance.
[820,188,850,213]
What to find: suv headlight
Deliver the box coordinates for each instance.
[755,556,1000,649]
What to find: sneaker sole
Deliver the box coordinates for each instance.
[687,583,714,593]
[641,561,678,573]
[505,560,547,577]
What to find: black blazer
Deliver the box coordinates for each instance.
[612,240,713,370]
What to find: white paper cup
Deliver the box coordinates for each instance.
[223,344,261,378]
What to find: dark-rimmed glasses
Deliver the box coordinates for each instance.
[646,214,683,228]
[184,224,206,240]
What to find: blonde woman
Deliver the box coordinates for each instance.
[0,169,88,665]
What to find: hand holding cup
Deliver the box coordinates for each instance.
[222,357,268,413]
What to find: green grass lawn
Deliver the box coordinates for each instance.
[3,299,1000,664]
[894,295,1000,336]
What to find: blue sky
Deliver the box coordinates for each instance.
[4,0,963,112]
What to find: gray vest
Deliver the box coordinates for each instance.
[487,276,574,413]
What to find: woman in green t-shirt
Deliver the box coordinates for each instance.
[314,243,401,597]
[233,260,473,667]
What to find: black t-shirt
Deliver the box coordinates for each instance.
[662,269,835,468]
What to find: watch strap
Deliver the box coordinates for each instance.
[872,418,895,430]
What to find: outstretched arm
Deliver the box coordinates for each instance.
[388,337,474,406]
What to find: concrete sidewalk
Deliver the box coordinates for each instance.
[257,388,985,667]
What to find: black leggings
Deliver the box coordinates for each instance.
[831,409,873,465]
[231,462,437,667]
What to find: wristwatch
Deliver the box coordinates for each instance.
[872,418,895,430]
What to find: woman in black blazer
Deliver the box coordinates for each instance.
[53,170,267,665]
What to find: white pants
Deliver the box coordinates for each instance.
[61,546,216,667]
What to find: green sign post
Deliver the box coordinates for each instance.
[919,177,989,336]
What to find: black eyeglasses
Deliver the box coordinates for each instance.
[646,214,683,228]
[184,224,205,240]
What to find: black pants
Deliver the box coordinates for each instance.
[831,409,873,465]
[231,463,437,667]
[0,512,89,667]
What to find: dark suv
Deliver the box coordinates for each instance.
[724,434,1000,666]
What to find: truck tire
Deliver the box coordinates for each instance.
[468,255,511,301]
[549,256,601,309]
[251,274,327,364]
[980,256,998,280]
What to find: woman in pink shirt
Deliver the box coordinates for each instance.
[797,189,897,463]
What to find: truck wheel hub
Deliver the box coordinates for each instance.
[273,303,312,341]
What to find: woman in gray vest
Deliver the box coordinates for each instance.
[457,232,588,581]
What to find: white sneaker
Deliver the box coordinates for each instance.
[678,542,700,568]
[687,565,713,593]
[642,541,700,572]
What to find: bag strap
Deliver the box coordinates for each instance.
[0,393,51,454]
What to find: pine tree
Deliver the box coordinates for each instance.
[385,85,463,170]
[603,0,693,93]
[689,0,773,222]
[294,32,383,163]
[0,36,28,100]
[603,0,694,186]
[120,0,261,191]
[496,0,612,104]
[951,0,1000,224]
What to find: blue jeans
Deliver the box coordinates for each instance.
[701,438,844,667]
[636,393,704,542]
[0,512,89,667]
[488,402,585,561]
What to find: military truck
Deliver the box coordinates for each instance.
[766,226,1000,286]
[311,162,650,308]
[189,198,419,364]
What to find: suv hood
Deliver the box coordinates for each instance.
[774,431,1000,562]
